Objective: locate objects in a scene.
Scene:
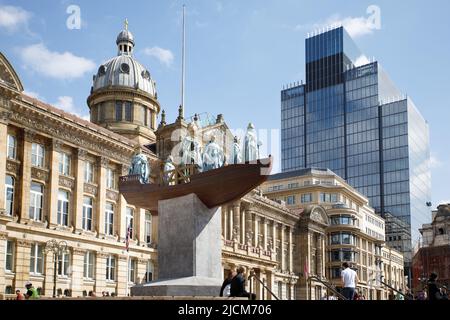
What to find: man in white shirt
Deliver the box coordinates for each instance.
[341,262,359,300]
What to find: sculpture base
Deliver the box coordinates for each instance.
[130,276,222,297]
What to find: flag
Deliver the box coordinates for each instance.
[304,257,309,279]
[125,225,131,252]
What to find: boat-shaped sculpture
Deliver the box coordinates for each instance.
[119,157,272,213]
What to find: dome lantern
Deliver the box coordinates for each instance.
[116,19,135,56]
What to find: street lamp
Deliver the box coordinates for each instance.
[45,240,67,298]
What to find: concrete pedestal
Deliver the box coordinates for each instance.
[131,193,222,296]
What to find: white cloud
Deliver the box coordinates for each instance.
[19,43,96,79]
[143,47,174,67]
[438,200,450,206]
[296,13,379,38]
[53,96,89,120]
[0,5,31,32]
[354,54,370,67]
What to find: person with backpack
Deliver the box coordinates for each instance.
[24,281,39,300]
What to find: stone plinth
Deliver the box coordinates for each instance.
[131,193,222,296]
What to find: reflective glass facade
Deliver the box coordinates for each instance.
[281,27,431,263]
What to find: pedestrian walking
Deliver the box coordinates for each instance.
[341,262,359,300]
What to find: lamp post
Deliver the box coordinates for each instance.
[45,240,67,298]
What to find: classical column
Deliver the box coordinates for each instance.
[232,202,240,242]
[73,149,87,232]
[117,255,128,296]
[117,165,129,240]
[96,157,108,237]
[253,214,259,248]
[0,233,7,294]
[94,253,107,294]
[14,239,32,291]
[272,222,277,252]
[20,129,35,222]
[288,227,293,272]
[228,206,233,240]
[48,140,62,227]
[43,250,56,297]
[240,208,246,244]
[263,218,268,250]
[245,210,253,245]
[70,248,86,297]
[222,209,227,240]
[136,258,147,284]
[281,224,286,271]
[137,208,146,245]
[0,111,10,212]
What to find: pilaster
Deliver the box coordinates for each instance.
[96,156,108,237]
[0,112,9,212]
[73,149,87,232]
[48,140,62,227]
[20,129,34,223]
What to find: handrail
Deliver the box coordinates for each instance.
[308,275,347,300]
[248,273,280,300]
[375,276,413,300]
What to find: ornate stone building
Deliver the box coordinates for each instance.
[0,25,299,299]
[412,204,450,293]
[263,168,406,300]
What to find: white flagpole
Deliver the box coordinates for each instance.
[180,4,186,118]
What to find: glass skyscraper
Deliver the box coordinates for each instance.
[281,27,431,272]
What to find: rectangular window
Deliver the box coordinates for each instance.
[285,195,295,205]
[115,102,122,121]
[125,102,132,121]
[82,197,93,231]
[6,240,14,272]
[57,190,70,226]
[301,193,312,203]
[58,251,70,276]
[31,143,45,167]
[105,202,114,236]
[126,207,134,238]
[29,182,44,221]
[58,152,71,175]
[30,243,44,274]
[5,175,15,216]
[145,261,154,282]
[7,135,16,160]
[106,168,115,189]
[106,255,116,281]
[128,258,137,283]
[84,161,94,183]
[83,251,95,279]
[145,211,152,246]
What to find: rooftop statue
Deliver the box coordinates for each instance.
[202,136,224,172]
[180,135,203,171]
[163,155,176,186]
[244,123,259,162]
[129,148,150,184]
[232,136,242,164]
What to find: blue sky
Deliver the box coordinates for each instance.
[1,0,449,208]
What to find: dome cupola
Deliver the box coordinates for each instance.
[87,20,161,145]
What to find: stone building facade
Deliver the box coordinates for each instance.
[263,168,405,300]
[0,26,299,299]
[412,204,450,293]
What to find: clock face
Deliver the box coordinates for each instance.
[120,63,130,74]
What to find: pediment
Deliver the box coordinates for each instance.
[0,52,24,92]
